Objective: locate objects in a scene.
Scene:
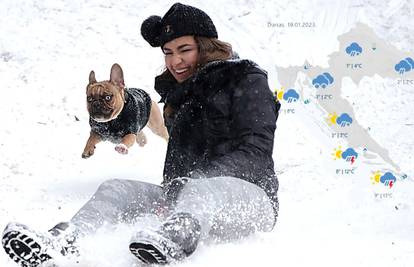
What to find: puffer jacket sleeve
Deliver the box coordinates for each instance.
[191,72,281,179]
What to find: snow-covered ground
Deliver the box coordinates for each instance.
[1,0,413,266]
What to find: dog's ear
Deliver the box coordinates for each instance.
[89,70,97,85]
[110,63,125,87]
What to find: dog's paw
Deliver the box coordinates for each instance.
[136,133,147,147]
[82,149,94,159]
[115,144,128,155]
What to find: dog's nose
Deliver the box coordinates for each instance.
[92,101,102,110]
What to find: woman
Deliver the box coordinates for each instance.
[2,2,280,266]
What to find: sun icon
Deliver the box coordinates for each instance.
[370,171,382,185]
[327,112,338,126]
[275,87,284,100]
[332,146,343,160]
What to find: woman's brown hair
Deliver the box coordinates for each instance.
[194,36,233,66]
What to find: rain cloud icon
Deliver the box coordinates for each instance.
[341,148,358,163]
[312,72,334,89]
[345,42,363,56]
[336,113,353,127]
[283,89,300,103]
[380,172,397,188]
[395,57,414,75]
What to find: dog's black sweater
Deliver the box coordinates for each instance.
[89,88,151,143]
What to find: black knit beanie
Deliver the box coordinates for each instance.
[141,2,218,47]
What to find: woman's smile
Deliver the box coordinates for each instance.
[163,36,199,83]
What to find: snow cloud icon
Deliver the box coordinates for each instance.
[283,89,300,103]
[395,57,414,75]
[380,172,396,188]
[312,72,334,89]
[345,42,362,56]
[341,148,358,162]
[336,113,353,127]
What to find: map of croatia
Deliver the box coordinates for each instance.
[276,23,413,178]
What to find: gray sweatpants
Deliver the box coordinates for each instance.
[70,177,275,241]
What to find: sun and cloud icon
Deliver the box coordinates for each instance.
[312,72,334,89]
[345,42,363,56]
[371,171,397,188]
[332,146,358,164]
[395,57,414,75]
[327,112,353,127]
[276,88,300,103]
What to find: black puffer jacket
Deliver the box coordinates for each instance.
[155,59,281,218]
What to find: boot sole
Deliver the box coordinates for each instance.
[129,242,168,265]
[2,230,52,267]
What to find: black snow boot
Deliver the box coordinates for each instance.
[2,222,78,267]
[129,212,201,265]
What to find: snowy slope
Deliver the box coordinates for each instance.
[1,0,413,266]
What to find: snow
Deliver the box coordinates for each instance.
[1,0,413,266]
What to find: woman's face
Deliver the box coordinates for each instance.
[162,36,199,83]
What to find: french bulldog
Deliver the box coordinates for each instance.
[82,63,168,158]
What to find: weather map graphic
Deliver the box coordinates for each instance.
[371,171,397,189]
[276,88,300,103]
[394,57,414,75]
[276,23,412,192]
[312,72,334,89]
[332,146,358,164]
[345,42,363,56]
[327,112,353,127]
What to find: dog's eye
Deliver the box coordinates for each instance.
[104,95,112,101]
[87,96,93,102]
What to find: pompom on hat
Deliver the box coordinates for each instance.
[141,3,218,47]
